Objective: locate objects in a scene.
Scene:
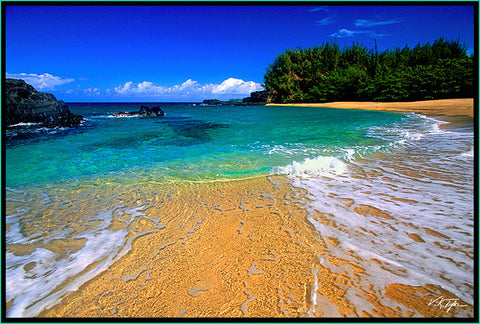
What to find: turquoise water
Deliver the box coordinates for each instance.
[6,103,405,187]
[5,103,474,317]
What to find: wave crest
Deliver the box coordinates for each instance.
[273,155,347,177]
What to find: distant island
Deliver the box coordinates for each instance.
[202,90,269,106]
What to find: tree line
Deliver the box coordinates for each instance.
[263,38,475,103]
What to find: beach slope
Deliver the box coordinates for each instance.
[267,98,474,117]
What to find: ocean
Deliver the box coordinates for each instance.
[4,103,474,317]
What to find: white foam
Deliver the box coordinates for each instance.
[293,116,474,312]
[273,155,347,177]
[88,115,112,119]
[8,122,41,127]
[264,143,326,158]
[107,115,140,118]
[366,113,450,151]
[460,146,474,159]
[342,148,356,162]
[5,203,152,317]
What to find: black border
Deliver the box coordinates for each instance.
[1,1,479,323]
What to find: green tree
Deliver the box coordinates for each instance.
[264,38,473,103]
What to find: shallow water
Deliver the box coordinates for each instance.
[292,117,474,315]
[4,103,474,317]
[5,103,408,186]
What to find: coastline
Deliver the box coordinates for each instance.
[39,176,330,317]
[7,104,473,318]
[266,98,474,117]
[37,171,474,318]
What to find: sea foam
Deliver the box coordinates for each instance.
[287,116,474,312]
[8,122,42,127]
[273,155,347,177]
[5,203,152,317]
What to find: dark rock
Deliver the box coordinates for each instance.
[141,105,165,116]
[202,99,225,106]
[242,90,271,104]
[202,91,272,107]
[201,99,249,106]
[4,78,83,128]
[112,105,165,117]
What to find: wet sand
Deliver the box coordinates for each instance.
[267,98,474,117]
[39,176,331,317]
[31,108,474,318]
[37,172,473,317]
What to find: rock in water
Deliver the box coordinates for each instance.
[5,78,83,128]
[112,105,165,117]
[139,105,165,116]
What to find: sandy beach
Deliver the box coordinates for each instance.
[39,177,331,317]
[267,98,474,117]
[38,177,472,318]
[39,163,474,318]
[7,101,473,319]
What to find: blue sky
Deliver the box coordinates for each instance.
[5,4,476,102]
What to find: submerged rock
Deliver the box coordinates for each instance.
[5,78,83,128]
[112,105,165,117]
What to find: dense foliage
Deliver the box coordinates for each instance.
[264,38,475,103]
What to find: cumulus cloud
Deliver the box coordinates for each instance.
[112,78,264,99]
[114,81,167,95]
[6,72,74,91]
[210,78,262,94]
[354,18,403,27]
[114,81,133,94]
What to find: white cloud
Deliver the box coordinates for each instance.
[309,6,329,13]
[179,79,199,91]
[84,87,101,95]
[6,72,74,91]
[210,78,262,94]
[162,79,199,95]
[330,28,368,38]
[112,78,264,99]
[330,28,385,38]
[114,81,133,94]
[355,18,403,27]
[316,16,335,26]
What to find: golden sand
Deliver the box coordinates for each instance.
[36,175,473,318]
[267,98,474,117]
[40,176,329,317]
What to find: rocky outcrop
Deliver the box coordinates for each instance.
[202,91,272,107]
[242,90,271,104]
[202,99,228,106]
[111,105,165,117]
[201,98,258,106]
[5,78,83,128]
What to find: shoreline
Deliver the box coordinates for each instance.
[266,98,474,117]
[37,170,474,318]
[39,176,330,317]
[7,105,473,318]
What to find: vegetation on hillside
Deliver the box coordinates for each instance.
[264,38,475,103]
